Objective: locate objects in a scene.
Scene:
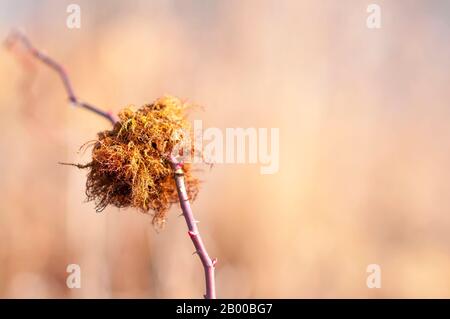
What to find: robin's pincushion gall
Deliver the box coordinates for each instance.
[81,96,199,226]
[8,31,216,298]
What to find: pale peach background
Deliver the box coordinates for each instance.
[0,0,449,298]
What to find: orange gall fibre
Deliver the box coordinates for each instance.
[83,96,199,226]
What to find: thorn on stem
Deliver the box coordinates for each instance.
[188,230,198,238]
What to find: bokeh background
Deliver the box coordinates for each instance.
[1,0,450,298]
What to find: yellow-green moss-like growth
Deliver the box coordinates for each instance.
[83,96,199,226]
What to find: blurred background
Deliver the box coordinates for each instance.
[1,0,450,298]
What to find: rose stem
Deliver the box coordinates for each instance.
[6,30,217,299]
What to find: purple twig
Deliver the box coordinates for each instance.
[5,30,117,124]
[169,156,217,299]
[7,31,217,299]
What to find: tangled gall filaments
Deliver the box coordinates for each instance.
[82,96,199,226]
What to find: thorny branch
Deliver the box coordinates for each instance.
[169,155,217,299]
[6,31,217,299]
